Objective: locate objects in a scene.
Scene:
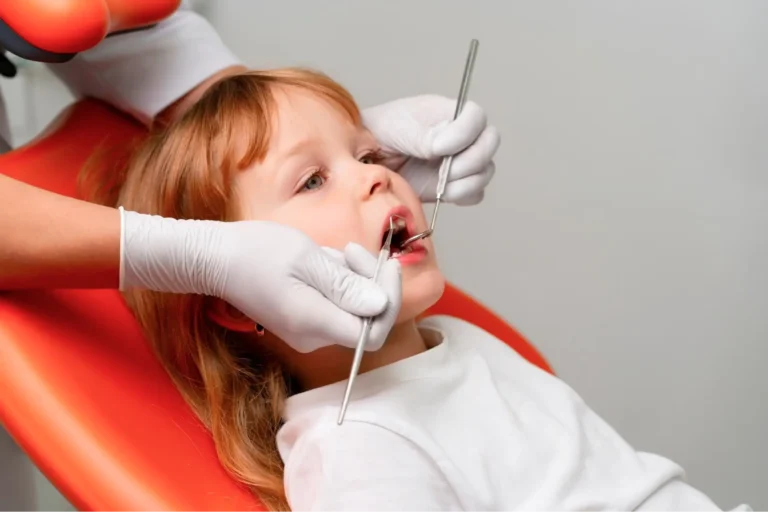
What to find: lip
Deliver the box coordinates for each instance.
[380,205,418,247]
[380,205,428,266]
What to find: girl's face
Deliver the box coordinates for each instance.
[235,87,444,323]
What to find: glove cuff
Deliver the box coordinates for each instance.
[119,209,223,295]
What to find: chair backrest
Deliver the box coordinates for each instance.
[0,98,552,510]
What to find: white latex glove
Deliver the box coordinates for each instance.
[119,209,402,353]
[362,94,501,206]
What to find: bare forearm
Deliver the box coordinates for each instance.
[0,62,246,290]
[0,175,120,289]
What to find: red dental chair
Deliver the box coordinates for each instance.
[0,2,553,510]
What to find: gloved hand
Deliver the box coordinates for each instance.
[119,209,402,353]
[362,94,501,206]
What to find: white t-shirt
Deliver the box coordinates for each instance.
[277,315,746,511]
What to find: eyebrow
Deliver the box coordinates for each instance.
[268,138,320,193]
[278,138,321,165]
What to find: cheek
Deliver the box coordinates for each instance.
[264,202,364,250]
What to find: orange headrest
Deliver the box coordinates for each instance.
[0,0,181,63]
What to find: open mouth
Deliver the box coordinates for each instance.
[381,212,419,257]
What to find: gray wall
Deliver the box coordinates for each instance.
[211,1,767,508]
[1,1,765,509]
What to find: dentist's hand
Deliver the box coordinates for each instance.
[322,243,402,352]
[120,210,401,353]
[362,94,501,206]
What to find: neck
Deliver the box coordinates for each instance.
[268,319,428,393]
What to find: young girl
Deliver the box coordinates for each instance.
[85,69,745,511]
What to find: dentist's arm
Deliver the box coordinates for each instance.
[0,173,120,289]
[0,173,399,354]
[1,1,402,355]
[45,0,244,126]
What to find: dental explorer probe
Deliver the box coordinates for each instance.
[337,215,400,425]
[399,38,479,249]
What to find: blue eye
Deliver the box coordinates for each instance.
[301,172,326,192]
[359,150,383,165]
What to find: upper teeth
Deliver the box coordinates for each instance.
[392,218,406,233]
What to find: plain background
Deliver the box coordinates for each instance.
[0,1,766,510]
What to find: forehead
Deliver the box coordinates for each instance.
[269,87,362,153]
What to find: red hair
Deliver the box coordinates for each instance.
[83,69,362,510]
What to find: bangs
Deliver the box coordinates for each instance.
[197,68,362,171]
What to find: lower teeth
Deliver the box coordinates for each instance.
[393,246,413,257]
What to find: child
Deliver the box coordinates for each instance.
[87,69,746,511]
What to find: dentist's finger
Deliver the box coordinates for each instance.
[440,162,495,205]
[431,100,487,157]
[343,242,379,278]
[443,125,500,182]
[297,248,388,318]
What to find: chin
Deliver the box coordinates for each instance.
[396,266,445,323]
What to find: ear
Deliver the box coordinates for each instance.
[206,298,259,333]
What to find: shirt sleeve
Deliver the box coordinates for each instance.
[283,421,463,511]
[637,477,750,511]
[44,0,242,126]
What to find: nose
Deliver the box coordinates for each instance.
[359,162,391,199]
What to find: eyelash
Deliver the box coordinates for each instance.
[359,148,385,165]
[298,149,386,193]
